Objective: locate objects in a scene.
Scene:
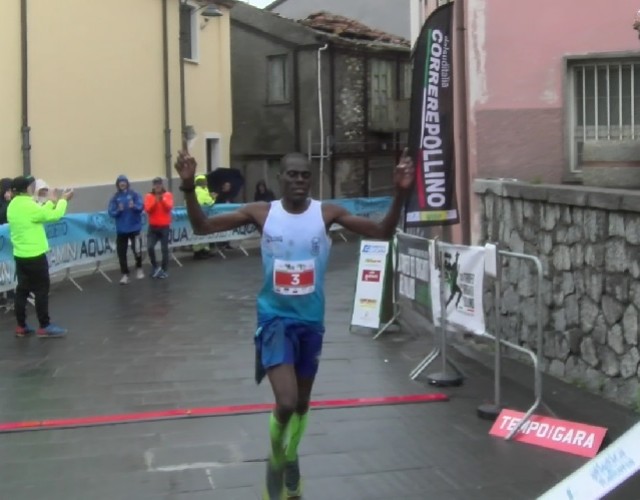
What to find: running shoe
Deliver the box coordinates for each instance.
[36,324,67,338]
[15,325,35,338]
[262,458,285,500]
[285,458,302,498]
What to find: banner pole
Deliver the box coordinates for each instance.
[427,239,463,387]
[93,261,113,283]
[63,268,83,292]
[478,243,503,420]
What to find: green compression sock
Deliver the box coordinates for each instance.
[269,413,287,466]
[285,412,309,462]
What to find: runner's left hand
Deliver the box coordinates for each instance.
[393,148,414,195]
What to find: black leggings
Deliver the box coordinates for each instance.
[14,254,50,328]
[116,232,142,275]
[147,226,170,271]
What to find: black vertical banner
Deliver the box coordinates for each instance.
[404,3,459,228]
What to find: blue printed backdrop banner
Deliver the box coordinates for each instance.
[0,197,392,292]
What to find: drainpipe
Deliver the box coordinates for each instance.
[363,53,370,197]
[317,43,328,199]
[293,48,301,151]
[20,0,31,175]
[329,45,336,198]
[162,0,172,188]
[178,1,187,176]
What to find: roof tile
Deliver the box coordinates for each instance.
[299,11,410,47]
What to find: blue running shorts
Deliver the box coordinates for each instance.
[254,317,324,384]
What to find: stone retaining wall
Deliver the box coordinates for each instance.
[475,179,640,408]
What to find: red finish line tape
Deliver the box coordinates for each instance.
[0,393,448,433]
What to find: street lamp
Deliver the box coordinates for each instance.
[201,5,223,17]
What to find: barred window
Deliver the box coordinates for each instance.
[569,59,640,172]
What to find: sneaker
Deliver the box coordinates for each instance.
[284,459,302,498]
[136,268,145,280]
[157,270,168,280]
[15,325,35,338]
[151,267,162,279]
[36,324,67,338]
[262,458,285,500]
[119,274,130,285]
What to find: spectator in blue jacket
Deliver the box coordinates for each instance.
[108,175,144,284]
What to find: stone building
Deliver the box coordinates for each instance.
[229,2,410,200]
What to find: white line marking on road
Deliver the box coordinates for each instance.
[144,450,154,471]
[205,469,215,489]
[153,462,231,472]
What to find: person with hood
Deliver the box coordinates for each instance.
[193,174,215,259]
[144,177,173,279]
[33,179,50,205]
[8,176,73,338]
[108,175,144,284]
[0,178,14,224]
[254,180,275,202]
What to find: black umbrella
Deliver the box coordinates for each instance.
[207,168,245,202]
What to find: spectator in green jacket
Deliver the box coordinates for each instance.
[193,174,215,260]
[7,176,74,338]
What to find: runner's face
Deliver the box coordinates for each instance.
[281,158,311,203]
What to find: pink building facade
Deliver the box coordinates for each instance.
[418,0,640,242]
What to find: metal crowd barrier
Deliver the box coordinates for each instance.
[378,230,545,441]
[477,249,544,440]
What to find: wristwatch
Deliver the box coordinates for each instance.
[179,184,196,193]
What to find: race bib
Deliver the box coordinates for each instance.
[273,259,315,295]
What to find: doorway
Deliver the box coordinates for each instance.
[205,135,221,172]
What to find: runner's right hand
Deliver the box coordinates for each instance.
[175,151,197,186]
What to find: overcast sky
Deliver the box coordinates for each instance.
[241,0,273,8]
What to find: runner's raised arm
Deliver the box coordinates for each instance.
[174,151,266,234]
[322,148,414,239]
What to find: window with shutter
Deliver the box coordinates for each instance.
[267,55,289,104]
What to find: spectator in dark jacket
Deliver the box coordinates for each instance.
[0,178,14,224]
[254,180,275,202]
[108,175,144,285]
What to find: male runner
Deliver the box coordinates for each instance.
[175,150,413,500]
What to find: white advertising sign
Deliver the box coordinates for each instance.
[350,241,390,329]
[431,242,486,335]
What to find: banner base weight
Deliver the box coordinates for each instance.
[427,371,463,387]
[476,403,502,421]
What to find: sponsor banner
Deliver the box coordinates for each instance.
[404,2,459,228]
[351,240,390,329]
[0,197,393,293]
[396,232,432,321]
[538,421,640,500]
[431,242,485,334]
[490,409,607,459]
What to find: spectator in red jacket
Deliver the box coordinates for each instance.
[144,177,174,279]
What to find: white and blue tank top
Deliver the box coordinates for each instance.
[257,199,331,327]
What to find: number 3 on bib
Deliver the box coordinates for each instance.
[273,259,316,295]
